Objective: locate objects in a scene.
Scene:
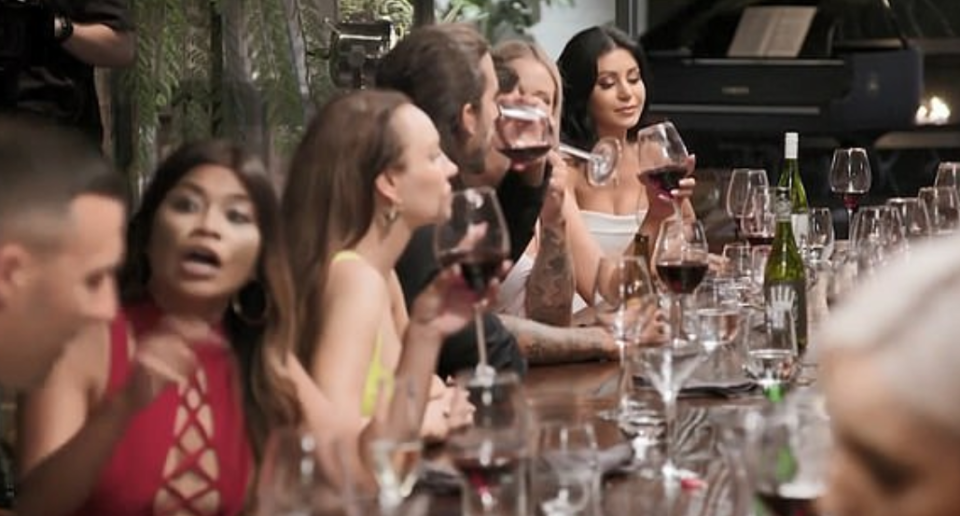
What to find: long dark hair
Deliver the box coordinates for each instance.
[118,140,302,459]
[557,26,649,150]
[281,90,410,370]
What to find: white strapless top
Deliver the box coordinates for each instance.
[580,210,644,256]
[572,210,647,312]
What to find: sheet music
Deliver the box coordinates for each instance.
[727,6,817,58]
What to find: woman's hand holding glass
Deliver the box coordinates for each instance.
[636,121,696,220]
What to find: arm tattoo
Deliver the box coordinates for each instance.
[525,223,575,326]
[498,315,616,365]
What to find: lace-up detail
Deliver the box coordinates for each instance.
[153,368,222,516]
[71,300,251,516]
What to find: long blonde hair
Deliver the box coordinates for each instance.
[819,236,960,436]
[493,39,563,124]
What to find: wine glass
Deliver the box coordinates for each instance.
[934,161,960,196]
[257,428,358,516]
[828,148,872,238]
[593,255,658,420]
[447,371,528,516]
[722,242,757,307]
[434,187,510,381]
[630,337,705,486]
[747,390,831,516]
[885,197,930,241]
[918,185,960,237]
[741,186,777,247]
[560,137,623,187]
[743,305,800,399]
[636,121,692,220]
[806,208,835,264]
[368,377,423,510]
[532,422,601,516]
[653,219,709,343]
[495,102,554,166]
[497,103,623,187]
[726,168,769,241]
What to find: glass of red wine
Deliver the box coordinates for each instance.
[447,371,528,516]
[653,218,709,344]
[829,148,872,239]
[636,121,691,220]
[497,103,623,186]
[495,103,554,165]
[747,389,831,516]
[741,186,777,247]
[434,187,510,382]
[725,168,769,241]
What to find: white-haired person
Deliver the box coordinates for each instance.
[819,236,960,516]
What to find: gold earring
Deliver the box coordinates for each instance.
[382,204,400,226]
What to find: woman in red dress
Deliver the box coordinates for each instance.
[15,136,482,516]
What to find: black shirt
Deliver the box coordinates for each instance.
[395,169,551,379]
[14,0,132,145]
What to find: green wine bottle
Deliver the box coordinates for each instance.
[777,132,809,250]
[764,186,808,355]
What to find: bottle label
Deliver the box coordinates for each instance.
[791,213,809,249]
[764,280,808,355]
[774,191,792,221]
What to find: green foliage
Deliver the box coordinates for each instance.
[122,0,332,187]
[439,0,574,43]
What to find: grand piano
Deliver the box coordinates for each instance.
[636,0,960,200]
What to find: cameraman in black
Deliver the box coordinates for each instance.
[1,0,134,148]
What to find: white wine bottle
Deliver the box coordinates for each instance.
[764,186,808,355]
[778,132,809,251]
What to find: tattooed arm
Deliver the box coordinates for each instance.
[524,154,575,326]
[524,222,575,326]
[498,315,618,365]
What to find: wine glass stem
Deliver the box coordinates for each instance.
[669,294,684,343]
[672,199,683,221]
[616,337,629,413]
[473,305,489,370]
[846,207,855,239]
[664,393,678,472]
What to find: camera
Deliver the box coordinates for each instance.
[328,20,397,89]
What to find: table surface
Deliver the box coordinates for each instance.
[412,361,766,516]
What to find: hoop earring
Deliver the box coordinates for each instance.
[382,204,400,227]
[231,280,270,325]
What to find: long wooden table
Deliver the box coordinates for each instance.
[415,361,764,516]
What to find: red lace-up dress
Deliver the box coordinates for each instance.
[72,300,253,516]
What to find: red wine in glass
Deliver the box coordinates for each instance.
[656,261,708,294]
[439,249,506,294]
[452,454,521,499]
[642,164,687,197]
[757,490,821,516]
[841,191,866,212]
[498,144,552,165]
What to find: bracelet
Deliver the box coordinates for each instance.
[54,14,74,43]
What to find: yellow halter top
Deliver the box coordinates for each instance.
[331,250,392,417]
